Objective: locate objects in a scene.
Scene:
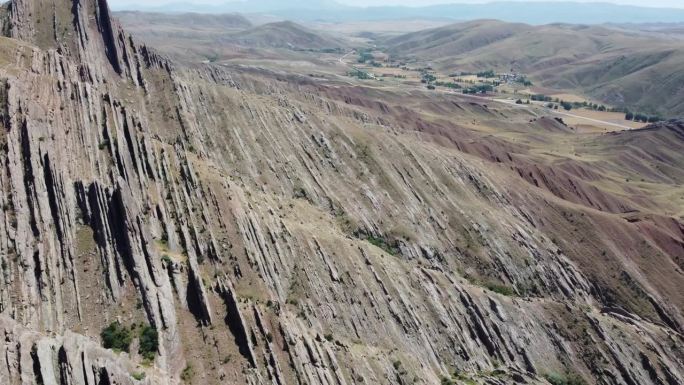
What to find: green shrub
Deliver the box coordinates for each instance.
[485,282,516,296]
[181,365,194,381]
[139,325,159,361]
[101,322,132,352]
[366,235,399,256]
[544,371,587,385]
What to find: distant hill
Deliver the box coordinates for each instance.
[116,12,349,62]
[111,1,684,25]
[229,21,348,50]
[116,11,253,31]
[385,21,684,117]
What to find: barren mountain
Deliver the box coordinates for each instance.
[385,20,684,117]
[0,1,682,385]
[116,11,254,32]
[228,21,348,50]
[116,13,349,62]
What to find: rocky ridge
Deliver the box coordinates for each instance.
[0,1,682,385]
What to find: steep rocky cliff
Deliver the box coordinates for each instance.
[0,1,682,385]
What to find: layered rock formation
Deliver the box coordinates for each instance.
[0,1,682,384]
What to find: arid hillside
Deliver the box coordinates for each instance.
[116,12,350,63]
[384,20,684,117]
[0,1,682,385]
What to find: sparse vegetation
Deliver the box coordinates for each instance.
[544,371,588,385]
[484,282,516,296]
[364,234,400,256]
[181,365,194,381]
[161,254,172,265]
[101,322,132,353]
[98,139,110,150]
[293,185,308,200]
[132,372,146,381]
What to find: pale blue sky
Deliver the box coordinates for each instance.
[108,0,684,9]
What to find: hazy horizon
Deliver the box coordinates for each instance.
[109,0,684,10]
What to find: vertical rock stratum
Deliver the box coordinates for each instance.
[0,0,682,384]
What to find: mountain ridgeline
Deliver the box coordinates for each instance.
[111,0,684,25]
[383,20,684,117]
[0,1,682,385]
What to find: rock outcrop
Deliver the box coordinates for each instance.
[0,1,682,385]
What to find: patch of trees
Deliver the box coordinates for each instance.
[101,322,159,361]
[101,322,132,352]
[420,71,437,83]
[348,69,372,79]
[476,70,496,78]
[357,50,374,63]
[531,94,552,102]
[544,97,614,113]
[463,84,494,94]
[560,101,574,111]
[205,53,219,63]
[318,48,344,54]
[517,76,533,86]
[579,101,608,111]
[138,325,159,361]
[434,81,461,89]
[625,111,663,123]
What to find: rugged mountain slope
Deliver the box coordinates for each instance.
[385,21,684,117]
[0,1,682,385]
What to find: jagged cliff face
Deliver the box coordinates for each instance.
[0,1,682,385]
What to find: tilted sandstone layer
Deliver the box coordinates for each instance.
[0,1,682,384]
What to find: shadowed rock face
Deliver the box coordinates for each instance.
[0,1,682,385]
